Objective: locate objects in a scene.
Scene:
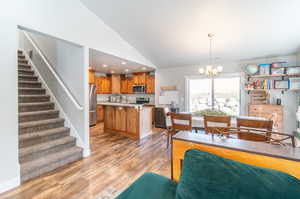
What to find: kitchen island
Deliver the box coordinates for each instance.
[98,102,153,139]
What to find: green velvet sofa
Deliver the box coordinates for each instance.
[116,149,300,199]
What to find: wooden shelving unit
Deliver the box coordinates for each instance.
[247,74,300,79]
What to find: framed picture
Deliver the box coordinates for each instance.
[274,80,289,89]
[259,64,270,75]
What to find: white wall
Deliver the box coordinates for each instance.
[0,0,155,193]
[17,0,155,69]
[0,2,20,193]
[297,51,300,65]
[156,55,298,134]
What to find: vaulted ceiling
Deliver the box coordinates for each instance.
[81,0,300,68]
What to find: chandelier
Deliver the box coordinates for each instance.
[199,33,223,76]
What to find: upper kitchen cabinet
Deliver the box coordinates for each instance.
[121,75,128,94]
[133,72,146,85]
[111,74,121,94]
[96,76,111,94]
[89,68,95,84]
[127,76,134,94]
[146,73,155,94]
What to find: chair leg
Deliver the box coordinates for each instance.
[167,132,170,149]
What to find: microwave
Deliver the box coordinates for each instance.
[133,85,145,93]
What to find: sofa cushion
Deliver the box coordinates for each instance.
[116,172,177,199]
[176,149,300,199]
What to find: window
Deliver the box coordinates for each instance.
[187,76,240,116]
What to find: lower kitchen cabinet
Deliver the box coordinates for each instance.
[104,106,115,130]
[97,105,104,123]
[103,105,152,139]
[126,107,139,136]
[115,107,127,132]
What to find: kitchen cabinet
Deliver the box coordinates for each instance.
[146,74,155,94]
[103,104,153,139]
[89,69,95,84]
[115,107,127,132]
[133,73,146,85]
[121,76,128,94]
[126,107,139,136]
[127,76,134,94]
[96,76,111,94]
[97,105,104,122]
[104,106,115,130]
[111,74,121,94]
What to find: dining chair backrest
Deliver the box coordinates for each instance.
[169,113,192,131]
[236,118,273,142]
[204,115,231,134]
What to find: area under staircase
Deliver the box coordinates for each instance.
[18,50,83,182]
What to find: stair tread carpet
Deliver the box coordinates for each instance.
[21,147,82,182]
[20,136,76,156]
[19,118,65,128]
[19,127,70,141]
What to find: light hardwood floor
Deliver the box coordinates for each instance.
[0,124,170,199]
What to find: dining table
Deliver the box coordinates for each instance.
[166,113,266,131]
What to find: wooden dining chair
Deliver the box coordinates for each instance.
[203,115,231,135]
[236,118,273,142]
[167,113,192,148]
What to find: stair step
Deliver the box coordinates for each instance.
[21,146,82,182]
[19,88,46,95]
[19,81,42,89]
[18,64,31,70]
[18,55,25,59]
[19,95,50,103]
[19,118,65,134]
[19,102,54,112]
[18,69,34,76]
[19,136,76,163]
[19,110,59,123]
[18,50,23,54]
[18,59,28,64]
[18,75,38,82]
[19,127,70,148]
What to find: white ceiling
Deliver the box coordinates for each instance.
[82,0,300,68]
[89,48,154,74]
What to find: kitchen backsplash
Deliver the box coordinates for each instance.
[97,94,155,104]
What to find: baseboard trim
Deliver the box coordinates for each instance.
[0,177,20,194]
[83,148,91,157]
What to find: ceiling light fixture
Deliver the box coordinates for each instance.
[103,64,108,67]
[199,33,223,76]
[111,70,115,74]
[125,69,129,72]
[142,67,147,70]
[121,62,127,65]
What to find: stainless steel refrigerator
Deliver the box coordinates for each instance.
[89,84,97,126]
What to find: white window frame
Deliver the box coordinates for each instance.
[185,72,244,115]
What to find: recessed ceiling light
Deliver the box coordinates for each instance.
[103,64,107,67]
[125,69,129,72]
[142,67,147,70]
[111,70,115,74]
[121,62,127,65]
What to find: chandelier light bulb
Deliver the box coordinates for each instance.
[206,65,213,71]
[217,65,223,72]
[199,68,205,74]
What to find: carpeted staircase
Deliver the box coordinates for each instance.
[18,50,83,182]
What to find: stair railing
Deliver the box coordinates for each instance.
[22,30,84,111]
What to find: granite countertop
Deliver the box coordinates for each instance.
[97,102,155,107]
